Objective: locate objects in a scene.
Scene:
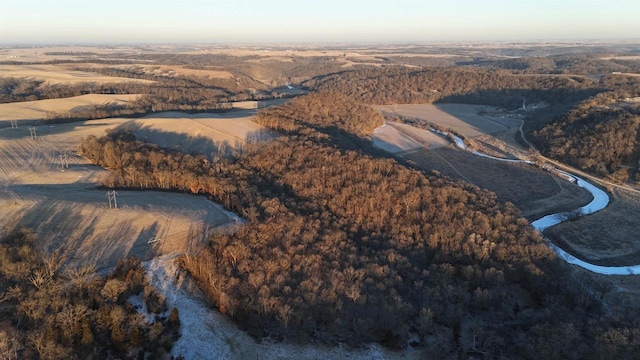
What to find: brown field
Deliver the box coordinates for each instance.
[0,108,277,269]
[382,102,640,270]
[80,63,236,79]
[402,147,593,220]
[371,103,592,220]
[0,94,142,123]
[231,98,291,110]
[0,46,145,62]
[371,122,449,153]
[377,104,520,138]
[127,111,280,155]
[545,188,640,266]
[0,64,155,85]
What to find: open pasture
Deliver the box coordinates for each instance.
[545,188,640,266]
[0,109,278,269]
[0,46,144,62]
[122,111,280,155]
[402,147,593,220]
[83,63,236,79]
[0,64,154,85]
[377,103,520,138]
[0,94,142,123]
[371,121,449,153]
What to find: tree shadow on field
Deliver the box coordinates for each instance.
[115,120,235,158]
[9,183,162,270]
[127,221,160,261]
[435,88,604,131]
[112,120,278,158]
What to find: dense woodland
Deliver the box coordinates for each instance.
[0,227,180,359]
[5,51,640,356]
[533,90,640,182]
[79,92,640,358]
[487,55,640,75]
[0,52,344,105]
[306,67,640,184]
[305,67,602,108]
[0,73,289,122]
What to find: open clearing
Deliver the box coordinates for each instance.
[0,94,142,123]
[402,147,593,220]
[0,64,154,85]
[0,109,277,269]
[121,111,280,155]
[0,46,147,62]
[545,188,640,266]
[372,122,450,153]
[377,103,520,138]
[115,64,234,79]
[370,103,592,220]
[75,63,236,79]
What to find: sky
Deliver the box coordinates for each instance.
[0,0,639,44]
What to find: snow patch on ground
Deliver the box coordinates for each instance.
[371,123,423,153]
[144,255,426,360]
[205,198,245,224]
[127,293,155,324]
[145,255,235,360]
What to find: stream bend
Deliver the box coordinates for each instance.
[443,132,639,275]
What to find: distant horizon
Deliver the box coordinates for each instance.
[2,37,640,48]
[1,0,639,45]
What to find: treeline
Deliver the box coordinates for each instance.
[533,90,640,182]
[80,53,346,87]
[1,73,291,124]
[305,67,601,108]
[79,92,640,357]
[255,91,384,136]
[0,227,180,359]
[0,77,135,103]
[488,54,640,75]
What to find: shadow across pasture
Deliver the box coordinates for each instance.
[7,183,163,270]
[113,120,277,158]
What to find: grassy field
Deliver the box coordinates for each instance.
[0,64,155,85]
[129,111,280,155]
[545,188,640,266]
[107,64,235,79]
[402,147,593,220]
[377,103,521,138]
[371,121,449,153]
[0,107,280,269]
[372,103,594,220]
[0,93,142,123]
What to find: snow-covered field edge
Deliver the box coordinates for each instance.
[144,255,426,360]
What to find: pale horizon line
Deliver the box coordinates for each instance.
[2,38,640,48]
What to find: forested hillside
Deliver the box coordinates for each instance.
[305,67,600,108]
[488,54,640,74]
[307,67,640,184]
[533,90,640,182]
[0,227,180,359]
[0,74,285,122]
[79,92,640,357]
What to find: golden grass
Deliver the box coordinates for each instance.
[0,94,142,122]
[0,64,154,85]
[0,110,279,269]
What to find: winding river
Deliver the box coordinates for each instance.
[443,132,640,275]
